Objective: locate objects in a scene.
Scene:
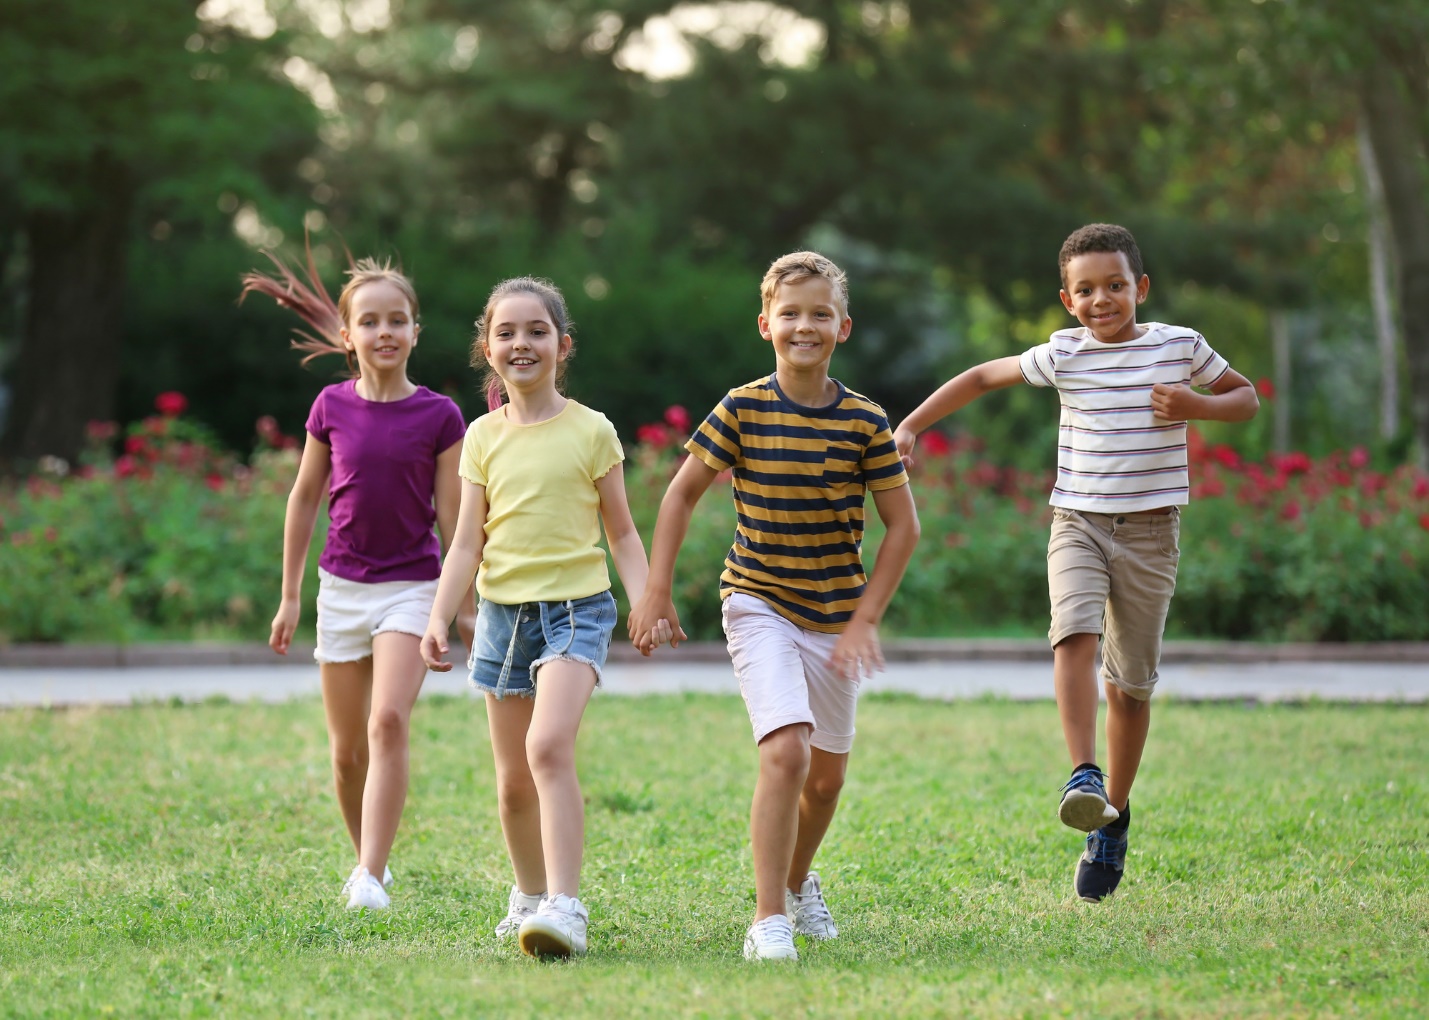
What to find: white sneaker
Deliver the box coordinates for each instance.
[518,893,589,958]
[344,866,390,911]
[494,886,544,939]
[786,870,838,939]
[342,864,395,894]
[743,914,798,961]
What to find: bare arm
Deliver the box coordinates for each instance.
[894,355,1024,466]
[270,433,331,655]
[595,463,653,605]
[1151,367,1260,423]
[828,482,921,679]
[421,478,488,671]
[434,440,477,648]
[626,454,722,650]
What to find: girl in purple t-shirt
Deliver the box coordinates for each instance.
[243,252,471,912]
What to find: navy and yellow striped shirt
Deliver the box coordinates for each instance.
[686,375,909,634]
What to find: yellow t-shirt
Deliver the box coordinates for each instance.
[459,399,624,604]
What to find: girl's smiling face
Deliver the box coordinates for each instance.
[1059,251,1150,344]
[342,279,418,373]
[484,293,571,394]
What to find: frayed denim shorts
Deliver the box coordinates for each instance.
[467,590,617,699]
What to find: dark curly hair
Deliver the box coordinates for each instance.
[1058,223,1143,288]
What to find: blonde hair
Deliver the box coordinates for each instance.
[241,240,419,377]
[760,250,849,315]
[471,277,574,411]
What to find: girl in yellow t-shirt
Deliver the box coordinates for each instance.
[422,276,669,959]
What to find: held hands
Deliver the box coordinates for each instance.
[627,594,684,656]
[828,618,885,682]
[1150,383,1203,422]
[893,426,918,470]
[269,598,300,656]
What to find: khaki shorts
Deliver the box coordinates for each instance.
[1047,507,1181,700]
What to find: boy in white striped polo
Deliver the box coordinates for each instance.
[893,223,1258,901]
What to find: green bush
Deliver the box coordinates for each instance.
[2,405,1426,644]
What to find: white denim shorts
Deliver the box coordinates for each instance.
[721,592,859,754]
[314,567,438,664]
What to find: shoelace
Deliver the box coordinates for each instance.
[792,889,834,926]
[1086,826,1129,867]
[1060,766,1109,793]
[752,917,795,952]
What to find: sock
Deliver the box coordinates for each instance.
[1073,762,1101,776]
[1106,802,1131,833]
[514,888,544,909]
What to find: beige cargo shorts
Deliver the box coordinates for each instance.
[1046,507,1181,700]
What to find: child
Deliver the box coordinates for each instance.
[420,277,667,959]
[243,250,473,911]
[893,223,1258,901]
[628,251,921,961]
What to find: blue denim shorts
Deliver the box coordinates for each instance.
[467,590,617,699]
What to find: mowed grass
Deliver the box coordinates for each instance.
[0,693,1425,1018]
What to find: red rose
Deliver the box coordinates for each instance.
[663,405,692,433]
[155,391,188,417]
[1255,377,1276,401]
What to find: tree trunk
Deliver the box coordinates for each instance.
[1357,118,1401,441]
[0,155,132,467]
[1359,62,1429,468]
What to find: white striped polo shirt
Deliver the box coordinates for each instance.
[1019,322,1230,512]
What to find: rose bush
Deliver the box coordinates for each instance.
[2,400,1425,644]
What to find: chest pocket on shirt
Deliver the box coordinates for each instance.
[822,440,864,492]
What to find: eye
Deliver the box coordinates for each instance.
[1110,283,1123,291]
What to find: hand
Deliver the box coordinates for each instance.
[270,598,300,656]
[1150,383,1203,422]
[893,426,917,469]
[827,618,885,681]
[628,595,686,656]
[420,623,453,672]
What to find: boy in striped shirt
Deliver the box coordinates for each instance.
[894,223,1258,902]
[628,251,920,960]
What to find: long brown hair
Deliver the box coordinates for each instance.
[472,277,573,411]
[241,238,419,377]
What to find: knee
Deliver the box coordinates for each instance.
[525,731,574,778]
[367,706,408,750]
[759,727,811,784]
[496,769,539,814]
[805,769,845,806]
[330,744,368,783]
[1106,684,1152,713]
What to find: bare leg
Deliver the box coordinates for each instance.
[1053,632,1101,767]
[750,724,811,920]
[485,692,545,895]
[787,747,848,891]
[525,659,597,897]
[357,632,427,879]
[320,659,373,855]
[1104,683,1151,811]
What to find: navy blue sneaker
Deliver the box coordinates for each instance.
[1075,812,1130,902]
[1058,765,1120,831]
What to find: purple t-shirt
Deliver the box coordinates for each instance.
[306,380,467,584]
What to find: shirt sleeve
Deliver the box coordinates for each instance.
[458,419,486,486]
[436,397,467,453]
[684,394,741,472]
[1019,342,1057,388]
[590,413,625,481]
[304,389,330,444]
[862,413,911,492]
[1188,334,1231,388]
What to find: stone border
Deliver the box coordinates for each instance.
[2,639,1427,669]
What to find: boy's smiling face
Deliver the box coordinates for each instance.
[758,276,851,374]
[1059,251,1150,344]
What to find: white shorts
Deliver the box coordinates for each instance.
[721,592,859,755]
[314,568,438,664]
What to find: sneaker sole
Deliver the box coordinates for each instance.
[519,920,584,958]
[743,944,799,961]
[1059,790,1120,832]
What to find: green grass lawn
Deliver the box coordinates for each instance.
[1,694,1425,1018]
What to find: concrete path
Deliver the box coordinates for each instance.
[2,657,1425,708]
